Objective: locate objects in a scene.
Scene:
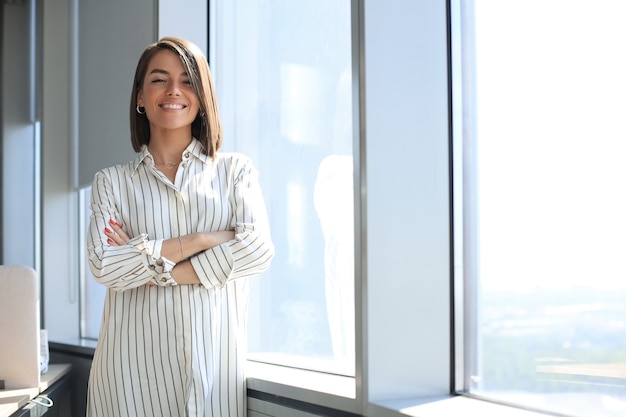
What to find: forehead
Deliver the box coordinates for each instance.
[145,49,186,74]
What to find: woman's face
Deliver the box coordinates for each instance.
[137,49,200,135]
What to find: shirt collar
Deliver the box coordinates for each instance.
[130,138,210,174]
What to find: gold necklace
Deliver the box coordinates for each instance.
[148,145,182,170]
[154,159,180,170]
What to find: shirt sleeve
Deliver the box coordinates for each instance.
[86,170,177,291]
[190,156,275,289]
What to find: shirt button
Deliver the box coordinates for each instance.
[161,277,168,282]
[184,152,190,158]
[149,265,156,270]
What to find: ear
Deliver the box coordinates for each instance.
[137,91,144,107]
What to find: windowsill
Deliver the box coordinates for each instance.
[371,396,553,417]
[49,338,97,357]
[247,362,557,417]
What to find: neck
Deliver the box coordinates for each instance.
[147,133,193,162]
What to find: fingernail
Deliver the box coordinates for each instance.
[107,238,114,244]
[104,228,112,234]
[109,219,119,226]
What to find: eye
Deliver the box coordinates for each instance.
[182,79,192,85]
[151,78,166,83]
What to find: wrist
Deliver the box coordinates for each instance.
[172,260,201,285]
[185,232,212,256]
[177,236,185,260]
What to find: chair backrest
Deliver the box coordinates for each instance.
[0,265,40,390]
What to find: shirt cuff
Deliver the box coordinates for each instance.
[129,234,177,286]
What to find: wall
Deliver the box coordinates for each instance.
[2,1,37,268]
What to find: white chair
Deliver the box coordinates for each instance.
[0,265,40,390]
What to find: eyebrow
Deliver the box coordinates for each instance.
[148,68,189,77]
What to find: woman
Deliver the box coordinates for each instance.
[86,36,274,417]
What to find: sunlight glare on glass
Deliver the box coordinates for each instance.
[475,0,626,293]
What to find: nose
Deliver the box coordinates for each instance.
[166,82,182,96]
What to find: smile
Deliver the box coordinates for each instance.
[160,103,186,110]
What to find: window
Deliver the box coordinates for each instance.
[79,186,104,339]
[211,0,355,377]
[217,2,454,414]
[456,2,626,416]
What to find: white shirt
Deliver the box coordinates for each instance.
[86,139,274,417]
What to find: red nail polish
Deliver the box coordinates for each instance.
[109,219,119,226]
[107,238,114,244]
[104,228,112,234]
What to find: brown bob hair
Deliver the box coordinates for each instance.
[130,36,222,158]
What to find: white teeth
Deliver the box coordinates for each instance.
[161,103,185,109]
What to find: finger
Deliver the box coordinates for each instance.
[108,219,131,242]
[104,228,123,246]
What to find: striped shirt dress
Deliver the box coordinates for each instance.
[85,139,274,417]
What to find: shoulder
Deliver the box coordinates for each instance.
[212,152,259,182]
[92,154,144,185]
[214,152,253,165]
[214,152,256,171]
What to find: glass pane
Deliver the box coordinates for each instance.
[461,1,626,416]
[214,0,355,375]
[79,186,106,339]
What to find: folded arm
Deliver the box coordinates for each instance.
[188,157,275,289]
[87,158,274,291]
[105,221,234,286]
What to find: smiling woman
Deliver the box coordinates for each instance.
[85,36,275,417]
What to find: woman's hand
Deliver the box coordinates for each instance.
[104,219,131,246]
[105,220,156,286]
